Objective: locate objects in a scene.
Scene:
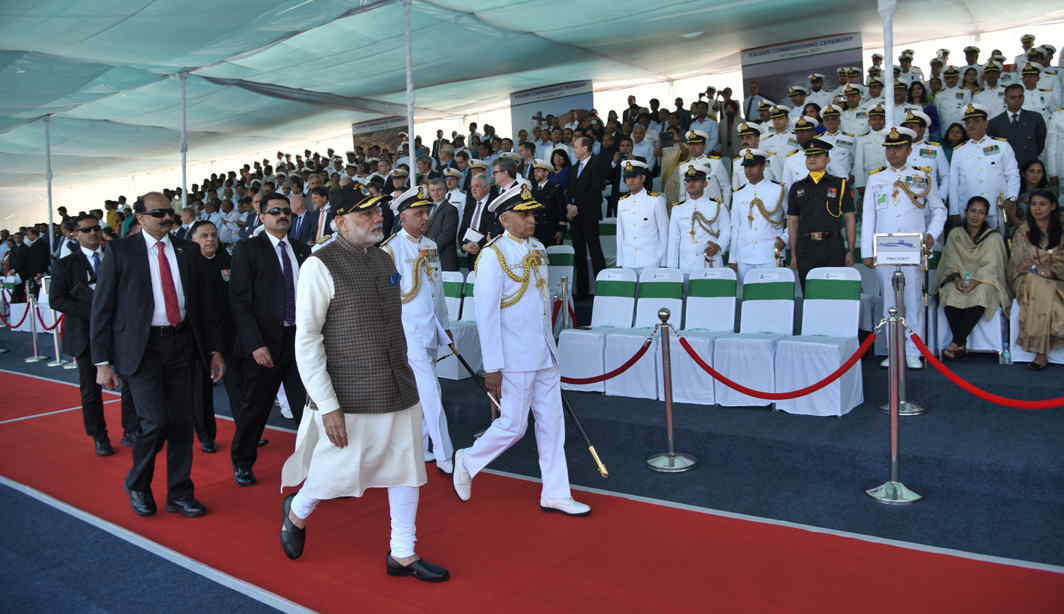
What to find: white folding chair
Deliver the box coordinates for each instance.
[935,301,1007,359]
[559,268,637,392]
[600,217,617,268]
[605,268,683,399]
[854,262,882,333]
[437,271,482,380]
[1009,299,1064,365]
[712,267,796,407]
[774,267,864,416]
[660,268,738,405]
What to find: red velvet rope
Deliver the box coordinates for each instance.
[560,338,653,385]
[0,304,31,329]
[568,304,577,323]
[911,333,1063,410]
[36,308,64,331]
[678,333,876,400]
[551,299,562,326]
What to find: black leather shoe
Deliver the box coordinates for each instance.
[281,493,305,560]
[200,440,218,453]
[234,467,257,486]
[386,554,450,582]
[258,439,269,447]
[128,490,156,516]
[121,432,136,447]
[95,438,115,457]
[166,497,207,518]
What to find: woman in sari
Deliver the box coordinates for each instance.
[1009,190,1064,370]
[935,197,1011,359]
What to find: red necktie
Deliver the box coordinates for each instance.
[156,242,181,326]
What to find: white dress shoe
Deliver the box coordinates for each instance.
[452,449,471,502]
[539,497,591,516]
[906,355,923,369]
[436,459,453,475]
[880,357,890,368]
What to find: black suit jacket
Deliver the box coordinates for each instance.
[426,201,459,271]
[457,186,502,247]
[228,233,310,358]
[90,234,221,376]
[566,154,606,222]
[50,250,97,356]
[531,181,566,245]
[300,205,337,247]
[26,239,50,278]
[987,109,1047,167]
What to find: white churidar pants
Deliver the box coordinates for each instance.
[290,485,420,558]
[876,265,924,358]
[461,366,572,500]
[408,345,453,462]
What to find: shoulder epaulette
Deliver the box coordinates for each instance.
[619,193,631,200]
[483,235,502,248]
[993,136,1008,142]
[708,154,722,159]
[733,184,746,192]
[769,179,783,185]
[1041,88,1054,92]
[868,166,887,176]
[859,130,870,137]
[787,150,798,157]
[913,166,932,174]
[671,199,686,207]
[709,197,723,204]
[650,191,662,197]
[927,141,940,146]
[380,232,398,246]
[842,131,855,137]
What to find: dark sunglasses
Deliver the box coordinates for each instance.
[263,207,293,216]
[141,208,176,218]
[77,225,101,233]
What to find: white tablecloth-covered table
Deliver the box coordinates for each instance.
[773,335,863,416]
[712,333,783,407]
[6,303,59,335]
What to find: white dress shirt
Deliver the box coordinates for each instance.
[81,245,102,291]
[143,230,187,326]
[264,230,301,290]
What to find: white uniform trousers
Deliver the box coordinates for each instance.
[408,345,453,463]
[876,265,924,358]
[461,366,572,500]
[291,485,420,558]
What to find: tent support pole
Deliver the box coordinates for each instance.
[879,0,897,128]
[404,0,416,172]
[180,71,189,210]
[44,115,55,255]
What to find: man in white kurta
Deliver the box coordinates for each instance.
[729,148,788,282]
[280,191,449,582]
[861,126,947,369]
[667,162,731,272]
[616,159,669,274]
[381,186,455,474]
[451,184,590,516]
[947,103,1019,229]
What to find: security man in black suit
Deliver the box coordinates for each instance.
[92,192,225,518]
[565,136,607,297]
[786,139,857,289]
[228,193,309,487]
[987,84,1047,169]
[530,158,567,245]
[50,214,137,456]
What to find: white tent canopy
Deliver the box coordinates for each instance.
[3,0,1062,219]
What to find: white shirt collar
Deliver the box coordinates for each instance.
[264,230,289,249]
[142,229,171,250]
[80,245,100,260]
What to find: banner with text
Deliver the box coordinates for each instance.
[741,33,863,116]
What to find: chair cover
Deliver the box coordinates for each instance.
[935,301,1006,358]
[1008,299,1064,365]
[605,268,683,399]
[662,269,738,405]
[775,267,864,416]
[559,268,637,392]
[713,268,795,407]
[437,271,481,381]
[855,263,882,332]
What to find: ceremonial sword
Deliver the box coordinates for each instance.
[448,342,609,478]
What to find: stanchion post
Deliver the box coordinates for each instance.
[24,281,47,363]
[867,306,922,504]
[42,276,67,367]
[560,275,570,329]
[880,267,926,415]
[646,308,698,473]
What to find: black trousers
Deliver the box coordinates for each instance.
[944,305,985,347]
[570,216,606,297]
[232,327,305,471]
[192,357,217,445]
[119,382,139,437]
[796,240,846,290]
[221,349,244,419]
[76,350,138,440]
[124,327,196,499]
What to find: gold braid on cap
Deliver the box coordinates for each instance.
[490,245,547,308]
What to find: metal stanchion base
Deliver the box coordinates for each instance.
[646,452,698,473]
[63,361,78,369]
[24,355,47,363]
[866,480,922,504]
[879,400,927,415]
[46,359,66,367]
[0,348,8,354]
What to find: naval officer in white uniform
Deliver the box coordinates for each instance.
[947,103,1019,229]
[615,159,669,274]
[667,162,731,272]
[451,184,590,516]
[729,148,788,281]
[380,186,455,474]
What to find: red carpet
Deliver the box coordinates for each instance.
[1,372,1062,613]
[0,370,117,421]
